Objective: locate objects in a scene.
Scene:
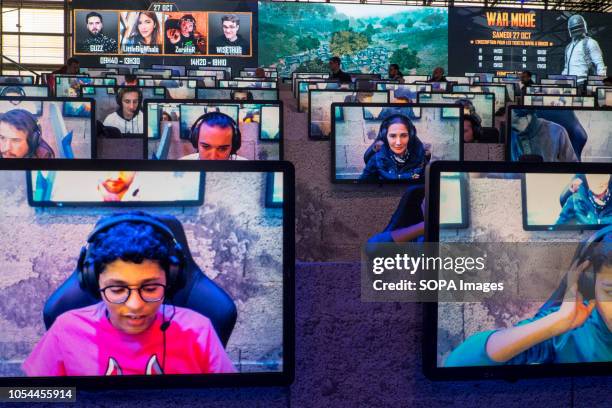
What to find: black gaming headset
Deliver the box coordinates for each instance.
[574,224,612,300]
[115,86,143,116]
[77,213,187,301]
[0,109,42,157]
[377,113,417,143]
[189,111,241,155]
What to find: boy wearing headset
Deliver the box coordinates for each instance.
[103,87,144,134]
[23,212,235,376]
[180,111,247,160]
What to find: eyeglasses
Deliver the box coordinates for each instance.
[99,283,166,304]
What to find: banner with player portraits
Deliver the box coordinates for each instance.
[71,1,257,71]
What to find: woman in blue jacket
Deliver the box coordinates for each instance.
[359,114,428,182]
[445,227,612,366]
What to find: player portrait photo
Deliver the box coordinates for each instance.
[120,12,163,55]
[164,12,207,55]
[208,13,252,56]
[74,11,119,54]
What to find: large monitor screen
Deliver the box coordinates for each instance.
[376,83,432,104]
[525,85,577,96]
[71,1,257,73]
[332,103,463,183]
[507,106,612,162]
[0,160,293,388]
[0,85,49,98]
[448,8,612,78]
[81,86,167,136]
[55,76,116,98]
[298,81,353,112]
[258,2,448,78]
[523,172,612,230]
[309,90,389,140]
[597,87,612,107]
[145,100,282,160]
[196,87,279,101]
[523,95,596,107]
[451,84,506,112]
[0,98,95,159]
[417,92,495,127]
[425,161,612,380]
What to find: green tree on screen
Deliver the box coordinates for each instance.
[390,48,420,72]
[330,30,369,56]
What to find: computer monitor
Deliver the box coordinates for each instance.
[596,87,612,107]
[507,106,612,162]
[424,161,612,380]
[523,95,596,108]
[196,88,279,102]
[0,97,95,158]
[0,159,294,388]
[525,86,577,96]
[376,83,433,104]
[145,100,283,160]
[308,90,389,140]
[332,103,463,183]
[55,76,116,98]
[138,78,213,99]
[298,81,353,112]
[417,92,495,127]
[218,80,277,89]
[0,85,49,98]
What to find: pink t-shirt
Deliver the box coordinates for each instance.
[22,303,236,376]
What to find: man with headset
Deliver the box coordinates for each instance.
[180,111,247,160]
[23,212,236,376]
[0,109,55,158]
[102,87,144,134]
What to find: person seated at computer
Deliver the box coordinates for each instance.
[556,174,612,226]
[52,57,80,75]
[388,64,405,84]
[368,185,425,243]
[520,70,535,96]
[22,211,236,376]
[0,109,55,159]
[445,227,612,366]
[510,109,577,162]
[329,56,352,83]
[254,68,266,79]
[180,112,247,160]
[102,87,143,134]
[428,67,447,82]
[463,114,483,143]
[359,114,428,182]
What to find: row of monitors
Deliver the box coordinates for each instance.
[51,75,280,98]
[0,159,292,387]
[296,80,612,115]
[0,97,282,161]
[329,103,612,183]
[0,160,609,388]
[81,66,279,80]
[425,161,611,381]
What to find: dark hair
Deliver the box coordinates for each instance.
[0,109,39,147]
[522,70,532,78]
[464,114,482,141]
[85,12,103,24]
[221,14,240,25]
[329,56,341,65]
[0,86,26,97]
[379,114,416,149]
[67,57,79,66]
[389,64,403,76]
[87,211,174,279]
[181,14,196,23]
[512,108,535,119]
[603,76,612,85]
[124,74,137,83]
[539,227,612,313]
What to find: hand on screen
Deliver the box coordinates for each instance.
[569,178,583,193]
[553,259,596,335]
[167,29,181,44]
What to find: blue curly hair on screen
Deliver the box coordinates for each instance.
[88,212,173,278]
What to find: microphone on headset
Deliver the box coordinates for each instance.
[160,303,176,332]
